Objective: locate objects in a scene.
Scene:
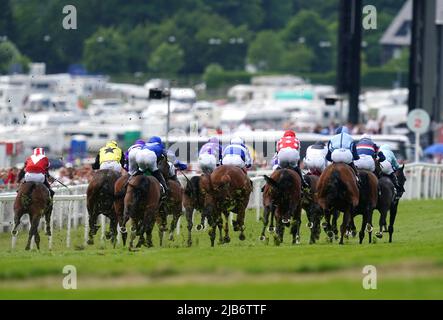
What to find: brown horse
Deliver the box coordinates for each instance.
[114,173,130,246]
[376,165,406,243]
[301,174,324,244]
[86,169,121,246]
[157,159,184,246]
[202,165,252,247]
[120,175,161,249]
[317,163,359,244]
[349,169,378,244]
[262,169,302,245]
[183,175,209,247]
[12,182,52,250]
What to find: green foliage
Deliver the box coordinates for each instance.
[148,43,184,75]
[83,28,128,74]
[0,40,28,74]
[247,31,284,71]
[279,44,315,73]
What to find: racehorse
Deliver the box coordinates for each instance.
[301,174,324,244]
[376,165,406,243]
[262,169,302,245]
[157,158,184,246]
[114,174,130,246]
[120,175,161,249]
[12,182,52,250]
[202,165,252,247]
[183,175,208,247]
[317,163,360,244]
[86,169,121,246]
[349,169,378,244]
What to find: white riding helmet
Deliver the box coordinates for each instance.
[33,148,45,156]
[230,137,244,145]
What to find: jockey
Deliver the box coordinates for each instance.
[92,140,125,173]
[275,130,309,189]
[198,136,223,174]
[304,141,329,176]
[354,134,386,172]
[126,139,145,176]
[326,126,360,179]
[23,147,54,198]
[166,149,188,181]
[222,137,252,170]
[379,144,405,197]
[136,135,170,193]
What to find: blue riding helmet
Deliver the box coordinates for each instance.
[335,126,350,134]
[148,136,162,144]
[134,139,145,145]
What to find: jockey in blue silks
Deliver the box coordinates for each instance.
[379,144,404,197]
[198,136,223,174]
[326,126,360,180]
[222,137,252,171]
[354,134,386,173]
[126,139,145,175]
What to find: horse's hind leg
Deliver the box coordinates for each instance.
[359,213,367,244]
[87,211,99,245]
[44,201,53,236]
[168,210,181,241]
[185,207,194,247]
[25,216,40,250]
[291,207,302,245]
[332,210,339,240]
[323,210,334,242]
[222,211,230,243]
[260,205,271,241]
[388,203,399,243]
[269,205,276,232]
[376,209,387,239]
[339,209,352,245]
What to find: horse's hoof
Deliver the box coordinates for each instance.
[268,226,275,233]
[195,224,204,231]
[169,235,174,242]
[11,230,18,237]
[327,231,334,238]
[351,231,357,238]
[223,236,231,243]
[307,222,314,229]
[25,246,30,251]
[239,234,246,241]
[87,239,94,245]
[259,235,266,241]
[375,232,383,239]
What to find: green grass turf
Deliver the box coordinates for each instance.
[0,199,442,299]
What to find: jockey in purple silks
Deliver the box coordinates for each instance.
[198,136,223,174]
[126,139,146,175]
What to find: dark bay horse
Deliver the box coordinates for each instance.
[350,169,378,244]
[183,175,209,247]
[301,174,324,244]
[157,159,184,246]
[317,163,360,244]
[12,182,52,250]
[86,169,121,246]
[376,165,406,243]
[262,169,302,245]
[202,165,252,247]
[114,173,130,246]
[120,175,161,249]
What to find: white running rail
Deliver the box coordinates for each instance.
[0,164,441,236]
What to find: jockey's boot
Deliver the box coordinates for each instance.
[389,172,403,199]
[293,166,310,192]
[349,162,361,187]
[44,179,55,198]
[152,170,170,199]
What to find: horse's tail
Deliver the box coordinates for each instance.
[125,176,150,217]
[185,176,200,198]
[221,174,231,187]
[22,182,36,211]
[278,169,296,191]
[325,170,342,203]
[115,178,129,199]
[359,170,369,194]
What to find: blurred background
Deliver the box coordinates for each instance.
[0,0,443,189]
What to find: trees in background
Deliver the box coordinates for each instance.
[1,0,404,76]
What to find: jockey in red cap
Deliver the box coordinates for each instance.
[23,148,55,198]
[275,130,309,189]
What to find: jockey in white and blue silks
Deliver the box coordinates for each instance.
[222,137,252,170]
[198,136,223,174]
[126,139,145,175]
[304,141,329,176]
[379,144,404,196]
[136,136,170,193]
[326,126,360,179]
